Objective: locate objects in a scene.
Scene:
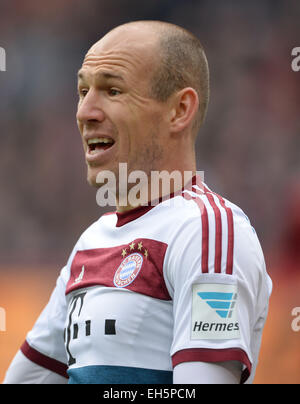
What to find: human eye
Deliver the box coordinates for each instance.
[108,87,122,97]
[78,86,89,98]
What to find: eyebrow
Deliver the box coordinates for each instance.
[77,70,125,82]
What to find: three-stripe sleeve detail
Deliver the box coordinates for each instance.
[183,183,234,275]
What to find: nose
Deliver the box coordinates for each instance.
[76,88,105,124]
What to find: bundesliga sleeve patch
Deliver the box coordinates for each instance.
[191,283,240,340]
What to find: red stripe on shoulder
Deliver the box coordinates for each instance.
[204,187,234,275]
[205,193,222,274]
[21,340,68,379]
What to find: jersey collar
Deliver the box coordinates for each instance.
[112,174,202,227]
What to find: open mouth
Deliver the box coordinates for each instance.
[87,137,115,154]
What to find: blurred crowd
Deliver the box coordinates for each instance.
[0,0,299,273]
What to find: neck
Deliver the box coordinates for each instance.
[116,167,197,213]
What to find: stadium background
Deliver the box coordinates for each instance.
[0,0,299,383]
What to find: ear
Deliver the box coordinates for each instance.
[168,87,199,134]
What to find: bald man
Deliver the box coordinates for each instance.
[4,21,271,384]
[78,20,207,202]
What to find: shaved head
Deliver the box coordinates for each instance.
[103,20,210,134]
[77,20,209,190]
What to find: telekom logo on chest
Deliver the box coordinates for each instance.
[113,253,144,288]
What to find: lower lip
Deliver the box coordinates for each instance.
[85,143,116,164]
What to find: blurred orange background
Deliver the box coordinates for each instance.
[1,266,300,384]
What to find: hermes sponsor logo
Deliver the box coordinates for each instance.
[191,283,240,340]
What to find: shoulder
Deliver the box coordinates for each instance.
[71,212,116,250]
[165,183,267,282]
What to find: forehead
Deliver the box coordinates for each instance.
[79,27,159,81]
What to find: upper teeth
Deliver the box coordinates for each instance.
[87,137,113,145]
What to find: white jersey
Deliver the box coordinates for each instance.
[21,177,272,384]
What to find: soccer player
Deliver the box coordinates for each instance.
[3,21,272,384]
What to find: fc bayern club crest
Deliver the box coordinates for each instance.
[114,253,144,288]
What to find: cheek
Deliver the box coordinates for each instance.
[77,118,83,134]
[113,97,166,153]
[77,121,85,148]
